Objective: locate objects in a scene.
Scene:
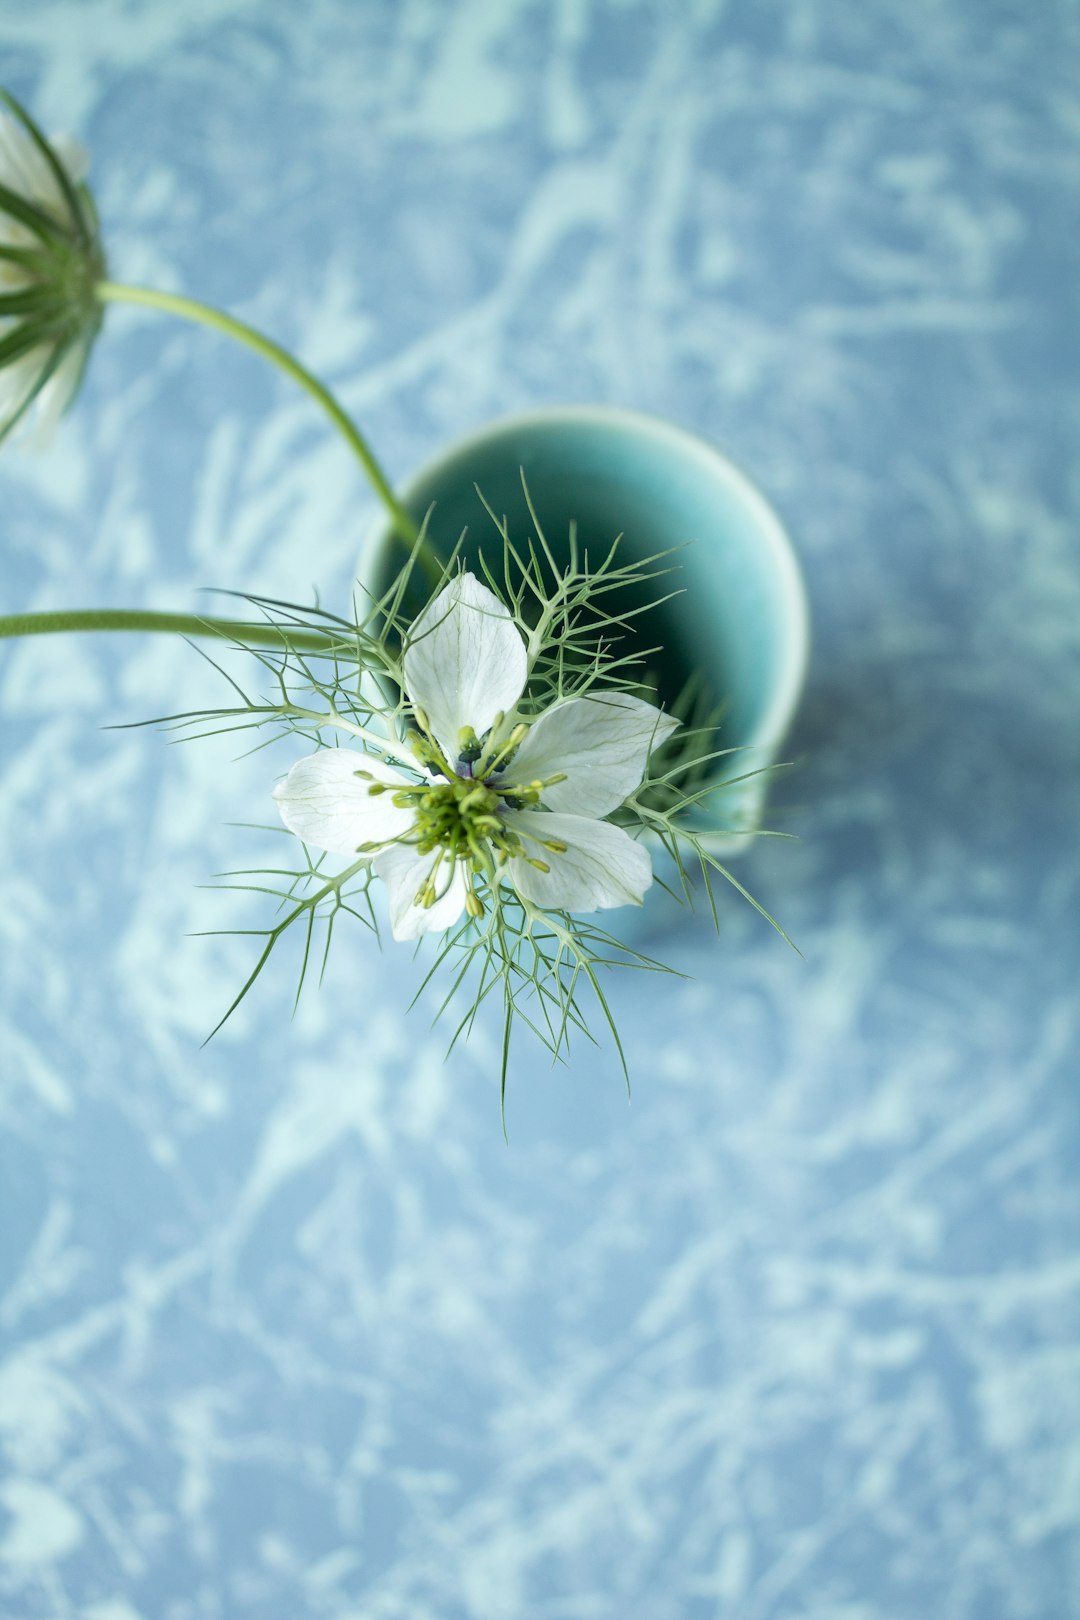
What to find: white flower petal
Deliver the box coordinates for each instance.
[0,112,80,229]
[506,810,653,913]
[507,692,681,817]
[403,573,527,764]
[48,134,89,189]
[0,338,87,446]
[25,340,86,446]
[273,749,413,857]
[0,349,44,425]
[374,842,470,941]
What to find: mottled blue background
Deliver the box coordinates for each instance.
[2,3,1079,1617]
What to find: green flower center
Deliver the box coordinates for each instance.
[407,777,505,861]
[360,719,571,918]
[366,768,567,920]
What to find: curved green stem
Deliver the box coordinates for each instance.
[94,280,420,554]
[0,607,342,652]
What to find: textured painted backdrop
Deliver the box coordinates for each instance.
[1,2,1079,1617]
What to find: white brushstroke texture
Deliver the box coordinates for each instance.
[0,2,1078,1618]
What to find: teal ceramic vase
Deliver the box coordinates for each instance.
[359,407,809,853]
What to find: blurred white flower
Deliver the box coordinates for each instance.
[0,89,104,443]
[274,572,680,940]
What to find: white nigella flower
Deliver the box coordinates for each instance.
[0,89,104,442]
[273,572,681,940]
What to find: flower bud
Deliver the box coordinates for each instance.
[0,90,105,444]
